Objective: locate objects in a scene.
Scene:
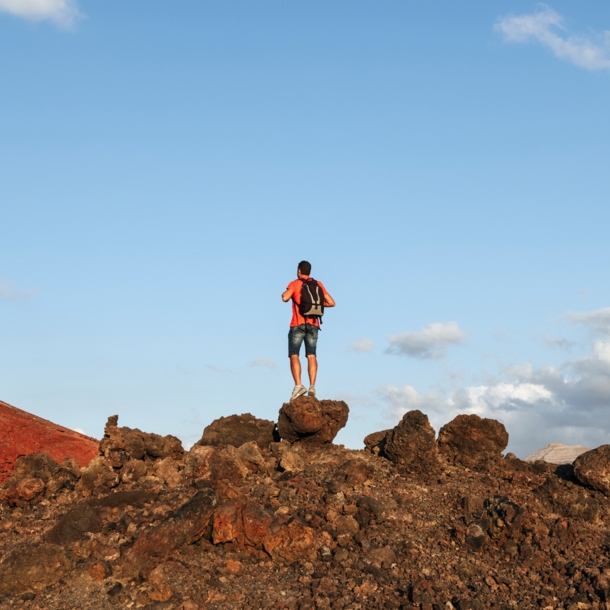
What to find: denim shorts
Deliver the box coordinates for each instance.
[288,324,319,357]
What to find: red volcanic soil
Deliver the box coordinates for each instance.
[0,400,98,484]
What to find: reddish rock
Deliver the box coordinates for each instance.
[277,397,349,444]
[573,444,610,496]
[437,414,508,470]
[0,400,98,484]
[383,410,439,473]
[262,519,317,562]
[121,489,218,578]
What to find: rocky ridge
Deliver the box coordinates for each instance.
[0,398,609,609]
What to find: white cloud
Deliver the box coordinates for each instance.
[386,321,466,359]
[348,338,374,354]
[379,384,453,418]
[250,356,277,370]
[71,427,86,435]
[0,0,80,28]
[380,307,610,457]
[495,6,610,71]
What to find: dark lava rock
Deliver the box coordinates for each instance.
[573,444,610,496]
[363,429,390,455]
[534,476,599,522]
[383,410,439,473]
[99,415,184,467]
[437,413,508,470]
[198,413,278,449]
[46,502,103,545]
[277,397,349,444]
[121,488,218,578]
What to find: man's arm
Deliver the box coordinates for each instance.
[324,292,335,307]
[282,288,294,302]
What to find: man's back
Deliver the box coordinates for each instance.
[281,261,335,401]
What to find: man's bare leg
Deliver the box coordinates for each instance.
[307,354,317,387]
[290,355,302,386]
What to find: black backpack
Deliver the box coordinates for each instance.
[298,278,324,321]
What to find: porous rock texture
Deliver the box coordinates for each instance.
[1,405,610,609]
[383,410,439,474]
[0,400,98,484]
[278,396,349,444]
[437,413,509,471]
[197,413,278,449]
[574,444,610,497]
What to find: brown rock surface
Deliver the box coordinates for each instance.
[0,400,98,484]
[573,443,610,496]
[0,407,609,609]
[277,396,349,444]
[438,413,509,470]
[383,409,439,473]
[197,413,278,449]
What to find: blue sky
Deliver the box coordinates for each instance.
[2,1,609,457]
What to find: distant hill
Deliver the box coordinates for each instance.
[525,441,590,464]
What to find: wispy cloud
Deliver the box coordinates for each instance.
[0,281,37,300]
[205,364,231,374]
[348,338,374,354]
[386,321,466,360]
[495,6,610,71]
[0,0,81,28]
[566,307,610,333]
[542,334,575,351]
[250,356,277,370]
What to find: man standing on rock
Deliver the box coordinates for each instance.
[282,261,335,401]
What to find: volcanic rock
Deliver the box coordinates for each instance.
[437,413,508,470]
[573,444,610,496]
[525,442,590,465]
[1,405,610,609]
[383,410,439,473]
[0,543,71,595]
[121,488,218,578]
[0,400,98,484]
[363,429,390,455]
[277,396,349,444]
[197,413,278,449]
[99,415,184,466]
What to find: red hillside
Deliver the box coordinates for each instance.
[0,400,99,484]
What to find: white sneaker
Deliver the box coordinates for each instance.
[308,386,316,397]
[290,385,307,401]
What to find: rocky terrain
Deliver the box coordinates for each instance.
[0,397,610,610]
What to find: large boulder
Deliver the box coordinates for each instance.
[437,414,508,470]
[383,410,439,473]
[573,444,610,496]
[197,413,278,449]
[277,397,349,445]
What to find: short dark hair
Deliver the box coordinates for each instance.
[298,260,312,275]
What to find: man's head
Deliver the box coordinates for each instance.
[297,260,311,278]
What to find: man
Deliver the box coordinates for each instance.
[282,261,335,401]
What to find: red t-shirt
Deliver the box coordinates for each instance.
[287,278,329,328]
